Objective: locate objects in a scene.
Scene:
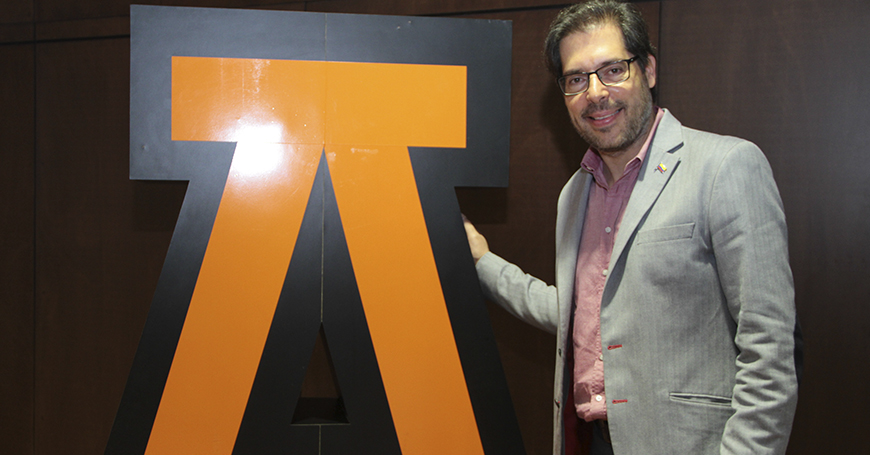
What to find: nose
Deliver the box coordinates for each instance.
[585,73,610,103]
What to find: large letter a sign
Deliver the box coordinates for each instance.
[106,6,520,455]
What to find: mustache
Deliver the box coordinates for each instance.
[582,100,627,118]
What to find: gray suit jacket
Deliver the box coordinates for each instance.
[476,110,798,455]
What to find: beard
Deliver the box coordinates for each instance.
[571,84,654,155]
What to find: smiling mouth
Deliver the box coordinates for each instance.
[589,109,621,121]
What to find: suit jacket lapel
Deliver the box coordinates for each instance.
[555,169,593,323]
[608,110,684,275]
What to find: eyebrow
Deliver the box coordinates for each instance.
[562,57,629,77]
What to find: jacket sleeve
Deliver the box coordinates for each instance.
[709,141,799,455]
[475,252,559,335]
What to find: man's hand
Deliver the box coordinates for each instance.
[462,214,490,264]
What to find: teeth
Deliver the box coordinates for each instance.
[592,111,617,120]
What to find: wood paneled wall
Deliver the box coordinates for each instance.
[0,2,585,454]
[0,41,35,455]
[657,1,870,453]
[2,1,867,454]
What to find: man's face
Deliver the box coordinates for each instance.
[559,23,656,156]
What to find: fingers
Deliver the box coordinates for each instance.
[461,214,490,264]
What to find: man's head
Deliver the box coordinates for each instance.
[546,1,658,157]
[544,0,656,80]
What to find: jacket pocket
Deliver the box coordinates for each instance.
[635,222,695,244]
[669,392,732,408]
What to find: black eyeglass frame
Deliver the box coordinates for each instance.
[557,56,640,95]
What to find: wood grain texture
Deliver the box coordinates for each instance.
[0,42,35,455]
[10,0,865,454]
[658,1,870,453]
[33,37,182,455]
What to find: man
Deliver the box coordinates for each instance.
[463,1,799,454]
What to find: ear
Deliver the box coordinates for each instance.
[644,54,657,89]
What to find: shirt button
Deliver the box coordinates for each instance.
[602,269,608,276]
[599,353,604,361]
[595,395,603,402]
[605,226,612,233]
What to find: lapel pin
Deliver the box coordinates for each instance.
[656,163,667,173]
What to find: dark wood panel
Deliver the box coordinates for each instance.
[24,3,309,42]
[0,0,32,24]
[34,37,184,454]
[8,0,865,452]
[34,16,129,41]
[16,3,660,455]
[307,0,570,15]
[32,0,302,23]
[0,22,34,44]
[0,43,35,455]
[0,0,34,43]
[658,1,870,453]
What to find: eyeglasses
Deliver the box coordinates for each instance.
[557,56,639,95]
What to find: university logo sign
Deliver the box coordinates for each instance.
[107,6,519,455]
